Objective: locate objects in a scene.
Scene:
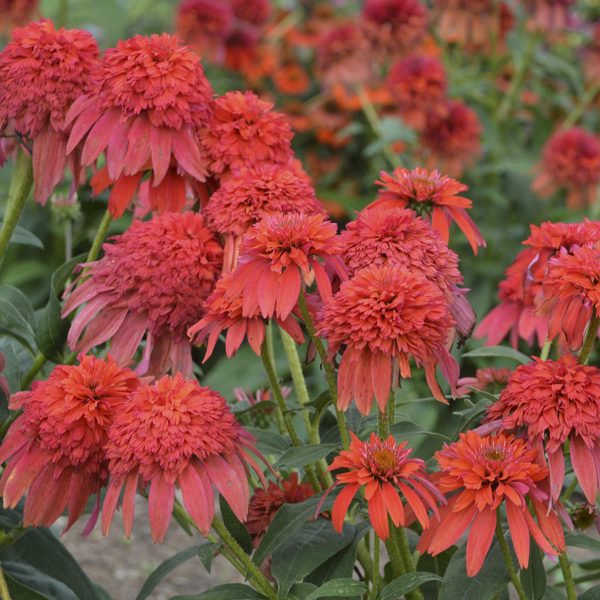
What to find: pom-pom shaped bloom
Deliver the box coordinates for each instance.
[328,433,444,540]
[176,0,234,63]
[361,0,428,58]
[318,264,458,413]
[487,356,600,504]
[0,0,39,35]
[532,128,600,208]
[202,91,293,174]
[540,244,600,349]
[66,33,213,217]
[418,431,565,576]
[386,55,447,129]
[421,99,482,178]
[374,167,485,253]
[188,270,304,361]
[456,367,511,396]
[247,473,314,543]
[0,19,99,203]
[0,356,139,531]
[63,212,223,378]
[102,374,265,542]
[225,213,345,322]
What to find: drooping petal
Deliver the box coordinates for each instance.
[506,500,530,569]
[466,508,496,576]
[148,473,175,543]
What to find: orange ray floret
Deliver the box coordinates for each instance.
[327,432,444,540]
[418,431,565,576]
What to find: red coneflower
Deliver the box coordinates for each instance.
[63,212,223,378]
[224,213,345,322]
[487,356,600,505]
[201,91,293,175]
[317,264,458,413]
[526,0,576,34]
[0,0,38,35]
[102,374,266,542]
[66,33,213,217]
[188,270,304,361]
[540,244,600,350]
[374,167,485,254]
[328,433,444,540]
[231,0,271,26]
[421,99,482,178]
[456,367,512,396]
[175,0,234,63]
[0,356,139,532]
[386,55,448,130]
[418,431,565,576]
[532,128,600,209]
[0,19,99,203]
[203,161,324,270]
[247,473,314,544]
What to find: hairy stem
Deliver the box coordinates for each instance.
[396,526,423,600]
[370,534,380,600]
[495,517,529,600]
[20,353,47,390]
[558,553,577,600]
[86,209,112,263]
[539,338,552,361]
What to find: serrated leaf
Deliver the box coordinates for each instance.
[170,583,267,600]
[462,346,530,364]
[274,444,338,469]
[379,572,443,600]
[304,578,366,600]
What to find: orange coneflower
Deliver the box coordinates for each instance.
[418,431,565,576]
[102,374,267,542]
[373,166,485,254]
[66,33,213,217]
[532,128,600,209]
[317,264,458,412]
[274,63,311,96]
[63,212,223,378]
[487,356,600,505]
[0,19,99,203]
[0,356,139,532]
[327,433,444,540]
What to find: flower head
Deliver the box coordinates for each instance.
[456,367,512,396]
[66,33,213,217]
[421,99,482,178]
[374,167,485,253]
[63,212,223,378]
[102,374,264,542]
[526,0,575,34]
[329,433,444,539]
[201,91,293,174]
[318,264,458,413]
[532,128,600,208]
[487,356,600,504]
[0,19,99,203]
[231,0,270,26]
[418,431,565,576]
[0,356,139,531]
[273,63,311,96]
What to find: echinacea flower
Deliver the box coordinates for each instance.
[247,473,314,543]
[201,91,293,174]
[328,433,444,540]
[0,0,38,35]
[421,99,482,178]
[418,431,565,576]
[0,19,99,203]
[386,55,448,130]
[231,0,270,26]
[456,367,512,396]
[532,128,600,209]
[102,374,267,542]
[273,63,311,96]
[317,264,458,413]
[540,244,600,349]
[0,356,139,531]
[487,356,600,505]
[63,212,223,377]
[373,167,485,253]
[526,0,576,34]
[66,33,213,217]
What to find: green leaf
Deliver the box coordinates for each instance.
[245,428,291,457]
[4,572,48,600]
[304,578,366,600]
[379,573,443,600]
[566,533,600,551]
[580,586,600,600]
[275,444,338,469]
[35,254,85,362]
[170,583,267,600]
[135,545,212,600]
[462,346,530,364]
[519,544,546,600]
[8,224,43,249]
[543,587,567,600]
[3,562,78,600]
[438,539,509,600]
[220,496,253,554]
[288,583,318,600]
[0,285,36,353]
[271,519,355,594]
[197,544,217,573]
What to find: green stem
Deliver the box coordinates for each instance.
[56,0,69,26]
[579,313,600,365]
[378,403,389,439]
[0,149,33,268]
[539,338,552,361]
[212,517,277,600]
[370,534,380,600]
[86,210,112,263]
[279,327,332,488]
[20,353,46,390]
[563,84,600,129]
[561,478,578,503]
[558,553,577,600]
[0,566,11,600]
[297,292,350,449]
[385,533,406,578]
[265,325,286,435]
[357,540,373,583]
[495,517,529,600]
